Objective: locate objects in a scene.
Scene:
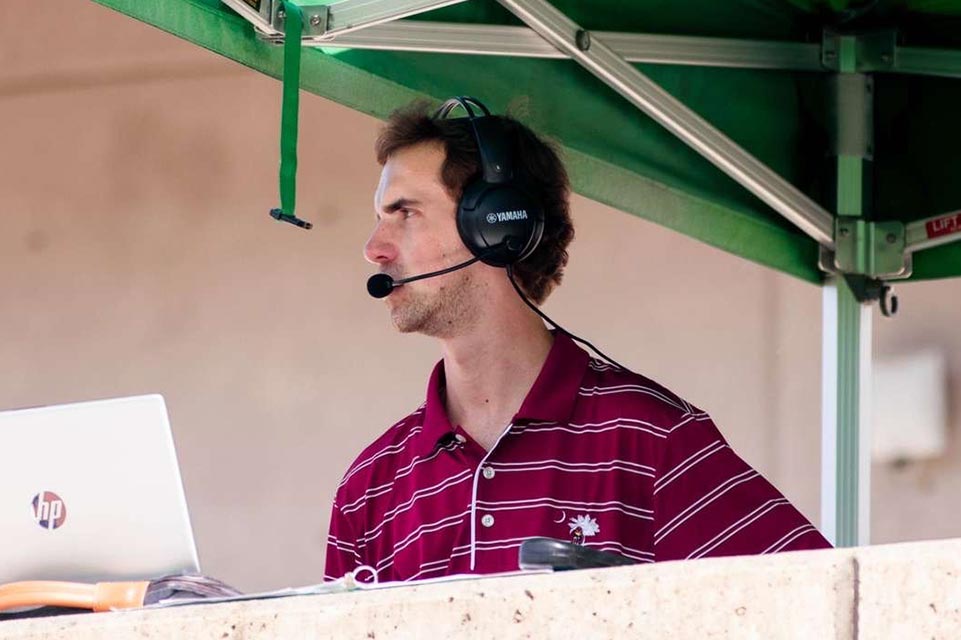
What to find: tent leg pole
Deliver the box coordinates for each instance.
[821,278,872,547]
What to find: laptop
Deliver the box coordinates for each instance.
[0,394,200,584]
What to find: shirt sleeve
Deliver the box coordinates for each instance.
[323,497,362,581]
[652,411,831,562]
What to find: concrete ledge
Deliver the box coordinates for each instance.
[856,538,961,639]
[3,538,959,639]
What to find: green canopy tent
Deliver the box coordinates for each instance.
[91,0,961,548]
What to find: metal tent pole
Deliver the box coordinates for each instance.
[219,0,468,38]
[821,279,872,546]
[905,210,961,252]
[821,37,873,547]
[321,22,825,70]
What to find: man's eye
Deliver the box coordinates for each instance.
[401,208,415,219]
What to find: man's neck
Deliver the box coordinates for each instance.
[440,308,553,452]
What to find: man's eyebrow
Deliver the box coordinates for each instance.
[382,198,421,214]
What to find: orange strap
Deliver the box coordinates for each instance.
[0,580,149,612]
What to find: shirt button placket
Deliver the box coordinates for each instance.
[479,465,496,530]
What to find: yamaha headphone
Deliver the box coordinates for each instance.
[432,96,545,268]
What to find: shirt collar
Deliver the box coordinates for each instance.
[513,331,589,423]
[419,360,454,454]
[416,332,589,455]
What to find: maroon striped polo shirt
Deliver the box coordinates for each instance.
[324,333,830,582]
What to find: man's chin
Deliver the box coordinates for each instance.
[390,314,423,334]
[386,302,423,334]
[394,323,419,334]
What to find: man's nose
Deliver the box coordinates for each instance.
[364,222,397,266]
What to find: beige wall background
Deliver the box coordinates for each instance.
[2,1,959,592]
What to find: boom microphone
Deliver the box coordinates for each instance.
[366,273,396,299]
[366,255,482,299]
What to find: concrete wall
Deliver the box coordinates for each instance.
[1,1,959,591]
[5,539,961,639]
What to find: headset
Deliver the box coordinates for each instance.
[433,96,545,268]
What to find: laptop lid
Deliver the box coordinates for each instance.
[0,394,200,583]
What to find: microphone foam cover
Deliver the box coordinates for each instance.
[366,273,395,299]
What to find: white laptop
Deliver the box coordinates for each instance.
[0,394,200,583]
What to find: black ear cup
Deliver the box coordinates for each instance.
[457,182,544,267]
[434,96,545,268]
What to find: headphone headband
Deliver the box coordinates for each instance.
[433,96,490,120]
[433,96,512,185]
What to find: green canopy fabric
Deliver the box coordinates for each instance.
[90,0,961,283]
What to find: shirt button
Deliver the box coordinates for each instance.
[481,514,495,528]
[482,466,495,480]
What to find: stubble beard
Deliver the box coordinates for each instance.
[387,269,480,338]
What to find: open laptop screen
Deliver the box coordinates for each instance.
[0,394,200,583]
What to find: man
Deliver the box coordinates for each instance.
[324,99,830,583]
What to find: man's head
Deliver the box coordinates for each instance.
[364,100,574,336]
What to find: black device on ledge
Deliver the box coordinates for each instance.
[518,538,638,571]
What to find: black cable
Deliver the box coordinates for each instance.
[506,265,628,371]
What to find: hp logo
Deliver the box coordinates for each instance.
[486,213,498,224]
[32,491,67,530]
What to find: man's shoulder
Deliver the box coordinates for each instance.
[336,403,427,496]
[578,357,703,427]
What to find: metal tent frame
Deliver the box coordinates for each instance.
[223,0,961,546]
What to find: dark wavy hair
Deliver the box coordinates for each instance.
[374,100,574,305]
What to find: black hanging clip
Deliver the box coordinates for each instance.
[269,208,313,230]
[843,275,899,317]
[879,283,898,317]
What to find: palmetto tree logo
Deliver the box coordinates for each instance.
[568,514,599,545]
